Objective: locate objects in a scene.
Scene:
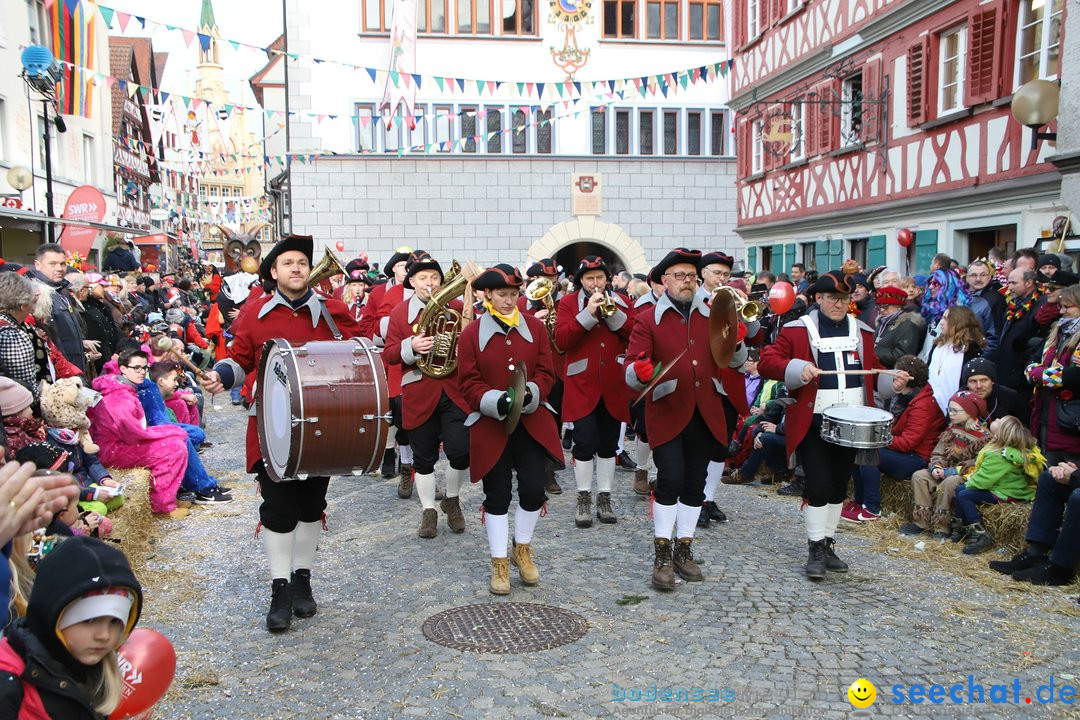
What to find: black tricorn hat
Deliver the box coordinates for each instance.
[699,251,734,270]
[527,258,560,278]
[810,270,854,295]
[384,247,413,278]
[655,248,702,279]
[259,234,314,283]
[403,251,443,290]
[473,264,524,292]
[572,255,611,285]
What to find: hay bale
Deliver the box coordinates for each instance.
[880,474,913,518]
[105,467,158,579]
[982,502,1031,554]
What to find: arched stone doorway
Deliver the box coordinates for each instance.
[526,217,648,276]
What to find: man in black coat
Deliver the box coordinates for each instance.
[993,269,1046,392]
[27,244,86,371]
[963,358,1030,422]
[966,260,1006,331]
[101,238,140,272]
[873,286,926,369]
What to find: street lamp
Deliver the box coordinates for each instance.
[1011,78,1060,152]
[20,44,68,244]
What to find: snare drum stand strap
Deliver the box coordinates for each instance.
[319,303,343,340]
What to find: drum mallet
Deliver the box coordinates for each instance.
[152,336,209,381]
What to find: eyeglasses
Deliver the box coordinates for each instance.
[665,272,697,282]
[124,364,149,372]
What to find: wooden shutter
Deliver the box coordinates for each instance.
[758,0,769,37]
[738,119,750,178]
[747,246,758,272]
[907,37,930,126]
[816,81,836,154]
[805,88,820,157]
[867,235,887,269]
[862,58,881,145]
[771,0,786,26]
[784,243,797,272]
[732,0,746,47]
[966,3,1001,106]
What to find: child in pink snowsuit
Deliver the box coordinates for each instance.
[89,349,189,514]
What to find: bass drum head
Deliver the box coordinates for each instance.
[260,342,298,480]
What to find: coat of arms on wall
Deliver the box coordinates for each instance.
[549,0,593,81]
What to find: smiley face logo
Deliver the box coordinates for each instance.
[847,678,876,708]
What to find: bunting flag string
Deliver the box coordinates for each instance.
[93,1,732,101]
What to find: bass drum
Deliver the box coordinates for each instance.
[256,338,389,482]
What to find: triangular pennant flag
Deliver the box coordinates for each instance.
[389,70,400,87]
[412,74,422,89]
[401,72,410,89]
[537,83,545,100]
[526,82,534,96]
[181,29,196,48]
[476,80,485,94]
[435,76,445,92]
[229,40,241,51]
[99,6,114,26]
[366,67,377,82]
[487,80,496,94]
[135,15,146,28]
[573,81,581,95]
[455,78,465,92]
[679,72,689,89]
[160,91,169,103]
[139,86,151,99]
[116,11,130,31]
[127,82,139,99]
[516,82,524,95]
[106,75,116,88]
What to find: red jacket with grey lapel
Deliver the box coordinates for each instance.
[457,311,563,481]
[383,292,469,429]
[625,291,735,447]
[553,288,632,423]
[758,311,891,462]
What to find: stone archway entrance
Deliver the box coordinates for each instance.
[527,217,648,276]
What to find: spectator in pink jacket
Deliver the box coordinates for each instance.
[88,348,190,518]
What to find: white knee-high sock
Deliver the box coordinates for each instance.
[486,513,509,557]
[675,502,702,539]
[653,501,678,540]
[415,472,436,510]
[634,438,651,470]
[514,506,541,545]
[704,461,724,502]
[595,456,615,493]
[262,529,293,581]
[446,467,467,499]
[573,458,593,492]
[617,422,627,453]
[399,444,414,464]
[804,504,828,542]
[385,425,397,447]
[292,521,321,571]
[825,503,843,538]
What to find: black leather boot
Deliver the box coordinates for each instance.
[805,540,827,580]
[290,570,317,618]
[380,448,397,479]
[822,537,849,573]
[266,579,292,632]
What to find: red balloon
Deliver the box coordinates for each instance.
[109,629,177,720]
[767,281,796,314]
[897,228,914,248]
[335,240,345,252]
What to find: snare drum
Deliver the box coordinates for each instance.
[256,338,390,482]
[820,405,893,449]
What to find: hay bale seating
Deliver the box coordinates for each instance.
[104,467,159,579]
[878,474,1030,554]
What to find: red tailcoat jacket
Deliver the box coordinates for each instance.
[519,294,566,378]
[457,312,563,481]
[702,287,764,419]
[758,311,891,462]
[625,292,737,447]
[383,293,470,430]
[368,281,409,397]
[220,290,362,471]
[553,289,632,423]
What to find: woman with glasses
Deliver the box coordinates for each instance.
[87,348,190,518]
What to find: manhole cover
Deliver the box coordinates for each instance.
[422,602,588,654]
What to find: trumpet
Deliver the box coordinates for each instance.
[594,288,618,319]
[525,277,563,353]
[712,285,762,324]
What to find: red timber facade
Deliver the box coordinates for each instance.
[729,0,1068,276]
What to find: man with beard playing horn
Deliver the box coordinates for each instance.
[758,270,910,579]
[200,234,363,632]
[625,249,750,590]
[554,256,634,528]
[458,264,564,594]
[384,254,474,539]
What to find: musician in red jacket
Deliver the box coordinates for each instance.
[625,249,749,591]
[361,247,413,484]
[554,256,633,528]
[384,255,472,540]
[201,234,362,633]
[520,257,565,495]
[457,265,564,595]
[758,270,909,580]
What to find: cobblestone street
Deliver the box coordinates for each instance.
[145,403,1080,720]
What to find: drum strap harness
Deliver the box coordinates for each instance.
[800,315,865,413]
[319,304,343,340]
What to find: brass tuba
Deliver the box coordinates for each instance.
[712,285,762,323]
[413,260,468,378]
[308,247,347,288]
[525,277,563,353]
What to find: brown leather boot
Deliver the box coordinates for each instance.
[545,469,562,495]
[490,557,510,595]
[673,538,703,582]
[397,467,413,499]
[418,508,438,538]
[441,497,465,533]
[633,468,650,496]
[510,541,539,585]
[651,537,675,591]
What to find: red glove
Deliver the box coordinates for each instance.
[736,322,748,344]
[632,352,655,383]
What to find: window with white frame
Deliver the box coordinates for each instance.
[418,0,449,32]
[687,111,702,155]
[639,109,655,154]
[615,109,631,155]
[512,108,528,154]
[1015,0,1063,86]
[486,109,503,153]
[688,0,721,41]
[591,109,607,154]
[82,134,95,185]
[434,105,452,151]
[747,0,760,39]
[537,108,552,154]
[789,101,805,161]
[840,73,863,146]
[27,0,49,46]
[461,106,478,152]
[786,0,800,13]
[365,0,534,35]
[938,26,966,115]
[751,119,763,174]
[356,105,375,151]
